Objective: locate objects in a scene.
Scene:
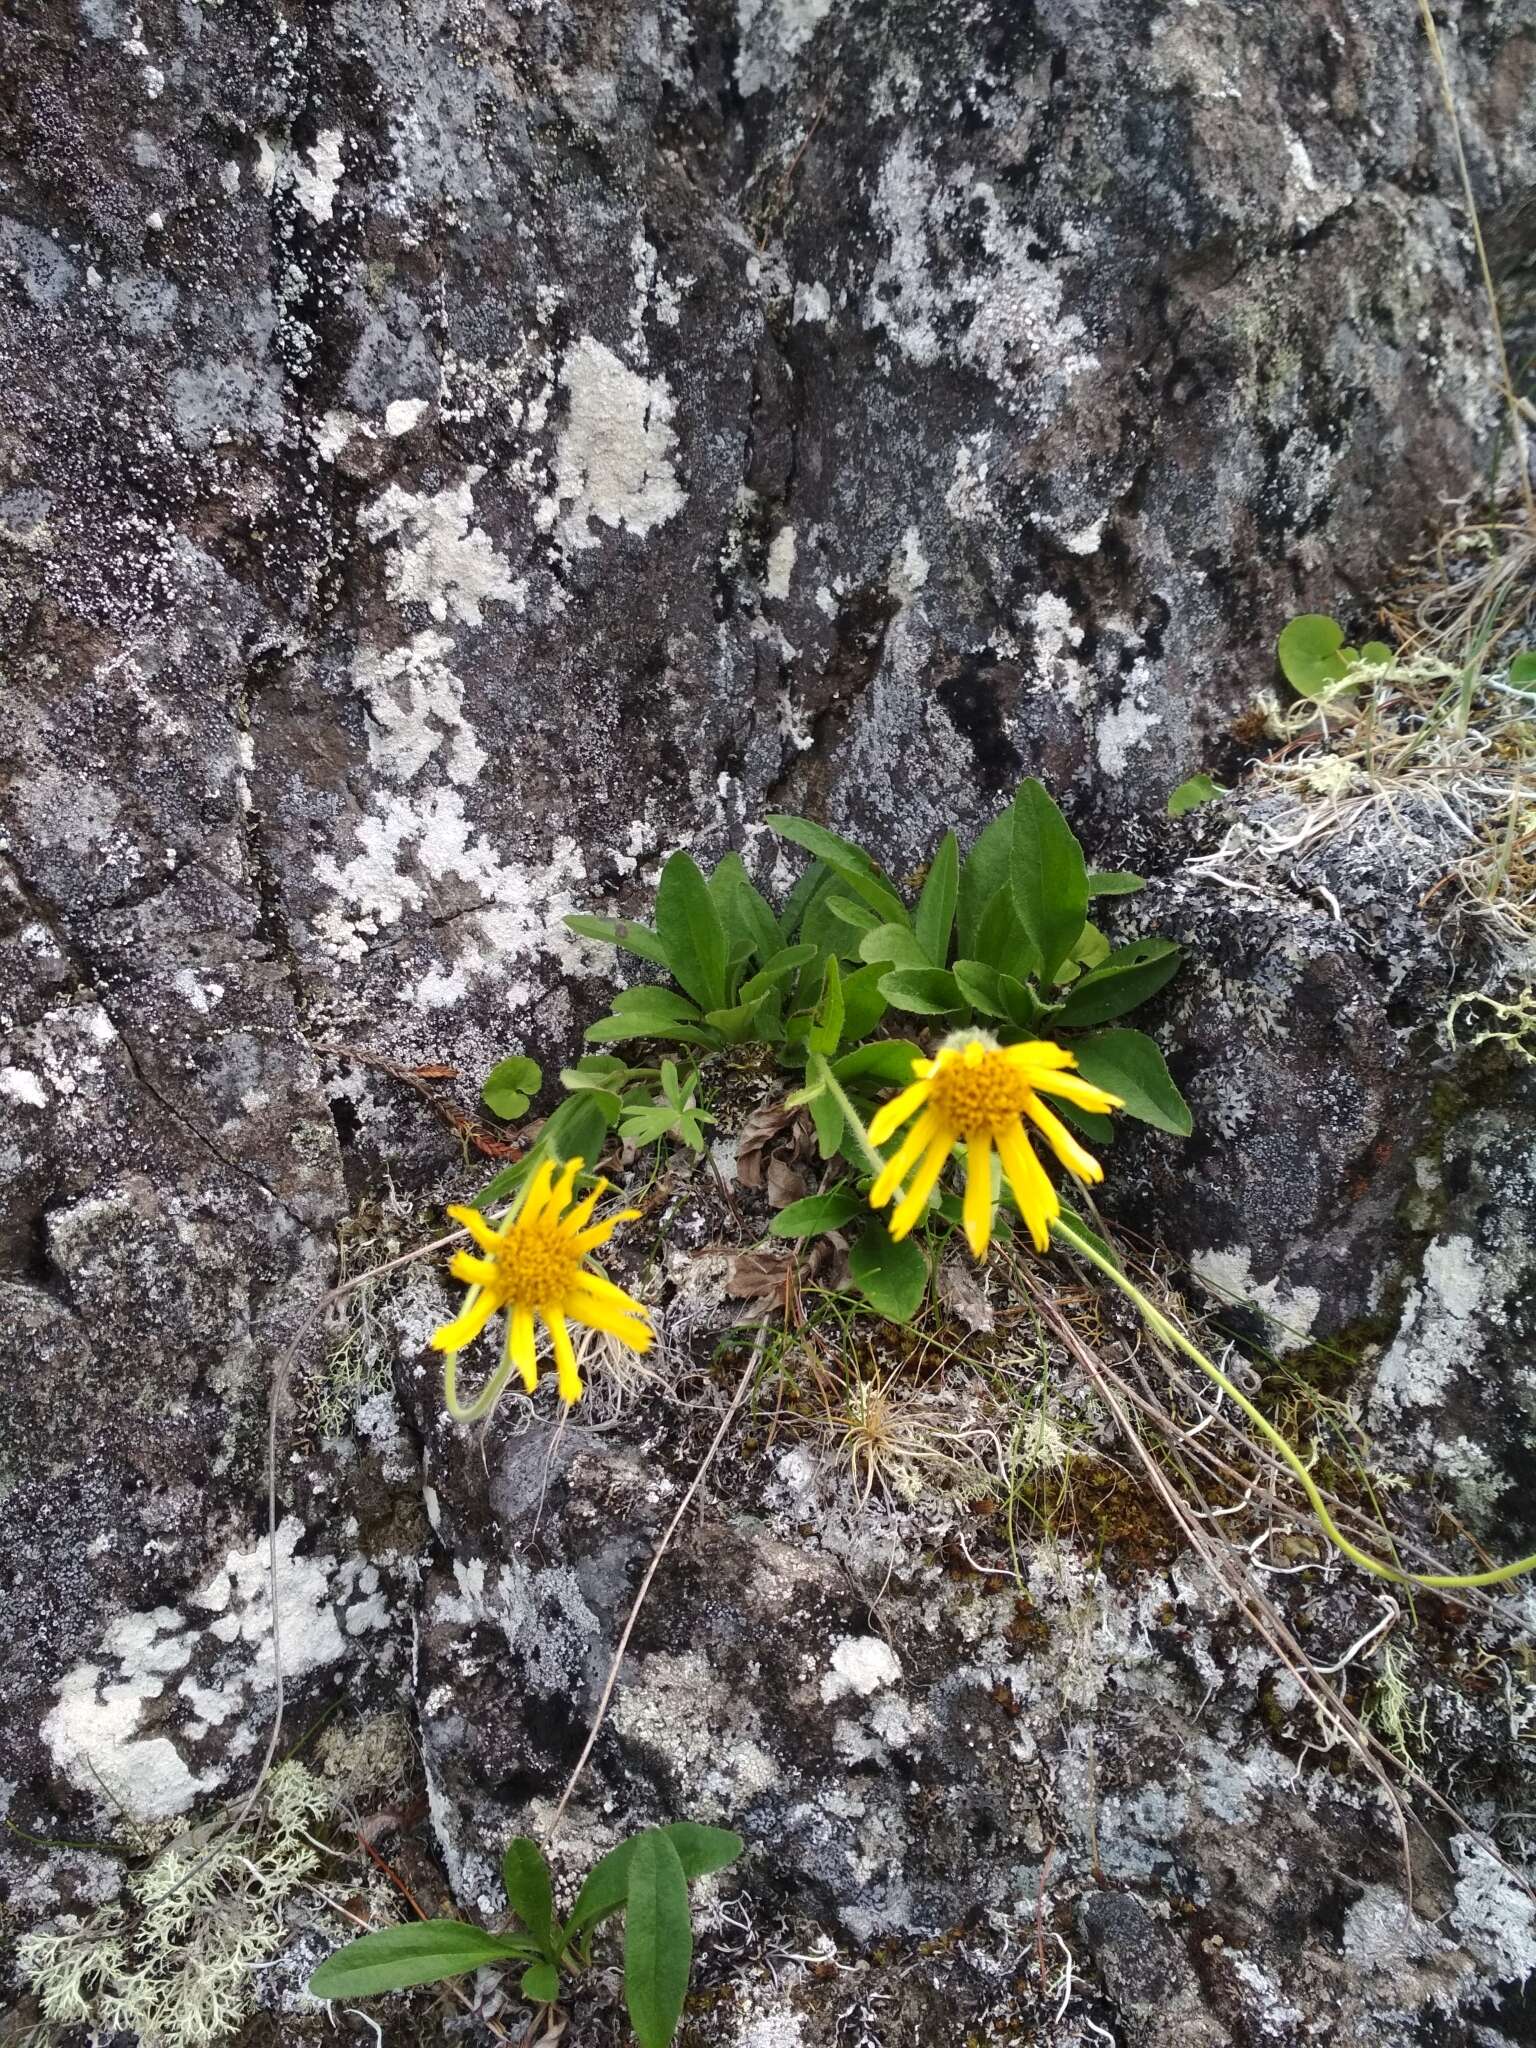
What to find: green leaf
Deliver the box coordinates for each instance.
[619,1109,676,1145]
[1071,922,1110,970]
[913,831,959,968]
[826,894,883,936]
[546,1090,621,1161]
[1055,939,1182,1027]
[777,858,833,944]
[1166,772,1225,818]
[974,884,1040,981]
[561,1055,630,1092]
[521,1962,561,2003]
[1073,1028,1192,1136]
[1056,1099,1114,1145]
[831,1039,922,1086]
[624,1830,692,2048]
[766,815,907,925]
[770,1188,864,1237]
[808,1086,844,1158]
[808,957,844,1057]
[612,986,703,1020]
[1086,870,1144,897]
[308,1922,532,2000]
[482,1055,542,1121]
[1510,651,1536,689]
[1360,641,1393,666]
[878,967,964,1015]
[1277,613,1353,697]
[951,958,1039,1026]
[563,913,671,967]
[836,961,891,1043]
[586,1014,722,1049]
[707,853,774,970]
[857,922,931,971]
[737,943,816,1002]
[849,1218,928,1322]
[501,1838,556,1956]
[956,808,1014,959]
[654,852,730,1012]
[1010,779,1088,984]
[654,1823,743,1882]
[562,1826,744,1948]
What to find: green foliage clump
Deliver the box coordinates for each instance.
[1277,613,1392,697]
[309,1821,742,2048]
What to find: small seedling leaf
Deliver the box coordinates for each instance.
[1166,772,1225,818]
[482,1056,542,1121]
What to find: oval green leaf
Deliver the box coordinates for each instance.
[770,1188,865,1238]
[1166,772,1225,819]
[1277,613,1351,697]
[482,1055,542,1120]
[501,1837,555,1954]
[849,1218,928,1322]
[1073,1028,1192,1136]
[1055,939,1182,1026]
[624,1831,693,2048]
[521,1961,561,2003]
[877,967,964,1015]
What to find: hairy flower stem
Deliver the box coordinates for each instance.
[1052,1214,1536,1592]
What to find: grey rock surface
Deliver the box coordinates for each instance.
[4,0,1536,2041]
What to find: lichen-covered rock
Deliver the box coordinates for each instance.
[5,0,1536,2039]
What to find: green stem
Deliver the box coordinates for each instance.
[1051,1214,1536,1593]
[812,1056,890,1183]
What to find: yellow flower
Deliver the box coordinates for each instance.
[431,1157,651,1415]
[867,1032,1124,1258]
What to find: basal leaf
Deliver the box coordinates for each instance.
[1073,1028,1192,1136]
[623,1831,692,2048]
[766,815,907,925]
[562,1826,744,1947]
[521,1962,561,2003]
[956,808,1014,959]
[1054,939,1182,1027]
[836,960,891,1043]
[913,831,959,968]
[1010,779,1087,983]
[848,1218,928,1322]
[808,956,845,1057]
[831,1040,922,1086]
[770,1188,864,1237]
[857,922,931,971]
[1086,870,1144,896]
[877,967,964,1015]
[501,1838,555,1956]
[563,913,671,967]
[654,851,730,1012]
[308,1922,531,2000]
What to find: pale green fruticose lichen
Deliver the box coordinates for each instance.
[17,1763,328,2046]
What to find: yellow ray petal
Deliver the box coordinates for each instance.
[889,1127,955,1240]
[1001,1040,1076,1071]
[574,1266,650,1319]
[506,1306,537,1392]
[568,1286,652,1352]
[562,1176,610,1237]
[447,1203,505,1253]
[1025,1096,1104,1183]
[996,1124,1059,1253]
[546,1310,584,1404]
[429,1285,499,1354]
[870,1109,939,1208]
[547,1155,583,1220]
[517,1157,561,1226]
[868,1076,932,1146]
[449,1250,499,1288]
[1030,1069,1125,1115]
[963,1133,994,1259]
[572,1207,642,1253]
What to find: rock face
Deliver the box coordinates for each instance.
[4,0,1536,2041]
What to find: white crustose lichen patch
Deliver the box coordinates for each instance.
[545,335,685,549]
